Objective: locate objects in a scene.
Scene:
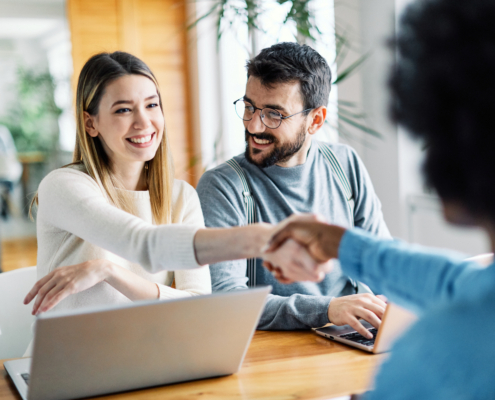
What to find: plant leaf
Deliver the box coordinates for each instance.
[187,2,221,31]
[334,53,369,84]
[338,113,382,138]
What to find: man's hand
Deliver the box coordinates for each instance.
[265,214,347,263]
[328,294,387,339]
[262,239,334,283]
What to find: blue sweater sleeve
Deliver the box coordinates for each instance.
[338,228,490,313]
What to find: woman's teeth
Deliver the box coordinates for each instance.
[129,135,152,144]
[253,137,272,145]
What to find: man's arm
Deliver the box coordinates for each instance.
[258,292,333,330]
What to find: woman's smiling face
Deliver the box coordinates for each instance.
[84,74,164,169]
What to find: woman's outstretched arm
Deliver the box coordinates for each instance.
[39,168,318,274]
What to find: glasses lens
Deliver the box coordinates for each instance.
[262,108,282,129]
[235,100,254,121]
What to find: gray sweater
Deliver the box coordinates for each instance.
[196,141,391,329]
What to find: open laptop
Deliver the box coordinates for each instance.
[4,286,271,400]
[314,303,418,353]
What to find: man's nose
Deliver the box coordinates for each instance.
[246,109,266,133]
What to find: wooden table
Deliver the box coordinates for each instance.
[0,331,386,400]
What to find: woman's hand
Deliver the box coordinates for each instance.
[262,214,347,283]
[263,239,334,284]
[24,260,161,315]
[24,260,113,315]
[265,214,347,263]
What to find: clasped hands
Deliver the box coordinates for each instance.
[261,214,346,284]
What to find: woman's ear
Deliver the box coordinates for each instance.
[84,112,99,138]
[307,106,327,136]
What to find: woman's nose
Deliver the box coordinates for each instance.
[133,108,152,130]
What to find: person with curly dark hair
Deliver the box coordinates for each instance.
[264,0,495,398]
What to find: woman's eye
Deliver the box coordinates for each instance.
[115,108,131,114]
[147,103,159,108]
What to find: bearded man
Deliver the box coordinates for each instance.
[196,42,391,332]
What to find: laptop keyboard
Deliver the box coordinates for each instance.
[339,328,378,347]
[21,373,30,386]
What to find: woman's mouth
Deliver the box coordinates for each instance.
[127,133,155,147]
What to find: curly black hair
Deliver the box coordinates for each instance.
[246,42,331,112]
[391,0,495,221]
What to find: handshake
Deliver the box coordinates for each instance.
[261,214,348,284]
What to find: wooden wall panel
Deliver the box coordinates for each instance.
[67,0,196,183]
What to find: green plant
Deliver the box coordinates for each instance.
[0,67,62,153]
[189,0,381,140]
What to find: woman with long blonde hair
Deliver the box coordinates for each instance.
[23,52,310,321]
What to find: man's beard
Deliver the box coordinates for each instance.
[244,125,307,168]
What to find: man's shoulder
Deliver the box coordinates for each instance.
[315,141,358,166]
[315,140,364,182]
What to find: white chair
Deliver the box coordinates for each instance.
[0,266,37,359]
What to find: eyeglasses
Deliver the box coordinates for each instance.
[233,98,313,129]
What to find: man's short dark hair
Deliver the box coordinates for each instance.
[246,42,331,112]
[391,0,495,221]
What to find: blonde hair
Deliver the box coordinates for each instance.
[32,52,174,224]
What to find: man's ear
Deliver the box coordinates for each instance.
[442,200,478,227]
[307,106,327,136]
[84,112,99,138]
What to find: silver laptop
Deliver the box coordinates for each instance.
[314,303,418,353]
[4,286,271,400]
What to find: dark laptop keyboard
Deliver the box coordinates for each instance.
[339,328,378,347]
[21,373,30,386]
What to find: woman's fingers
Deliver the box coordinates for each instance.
[36,285,73,314]
[31,277,59,315]
[263,239,333,284]
[24,273,53,304]
[275,240,321,282]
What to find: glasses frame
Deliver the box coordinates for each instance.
[233,98,313,129]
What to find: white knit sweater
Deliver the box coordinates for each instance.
[36,165,211,312]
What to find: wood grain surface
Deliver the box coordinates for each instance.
[0,330,386,400]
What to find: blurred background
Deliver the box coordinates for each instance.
[0,0,489,273]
